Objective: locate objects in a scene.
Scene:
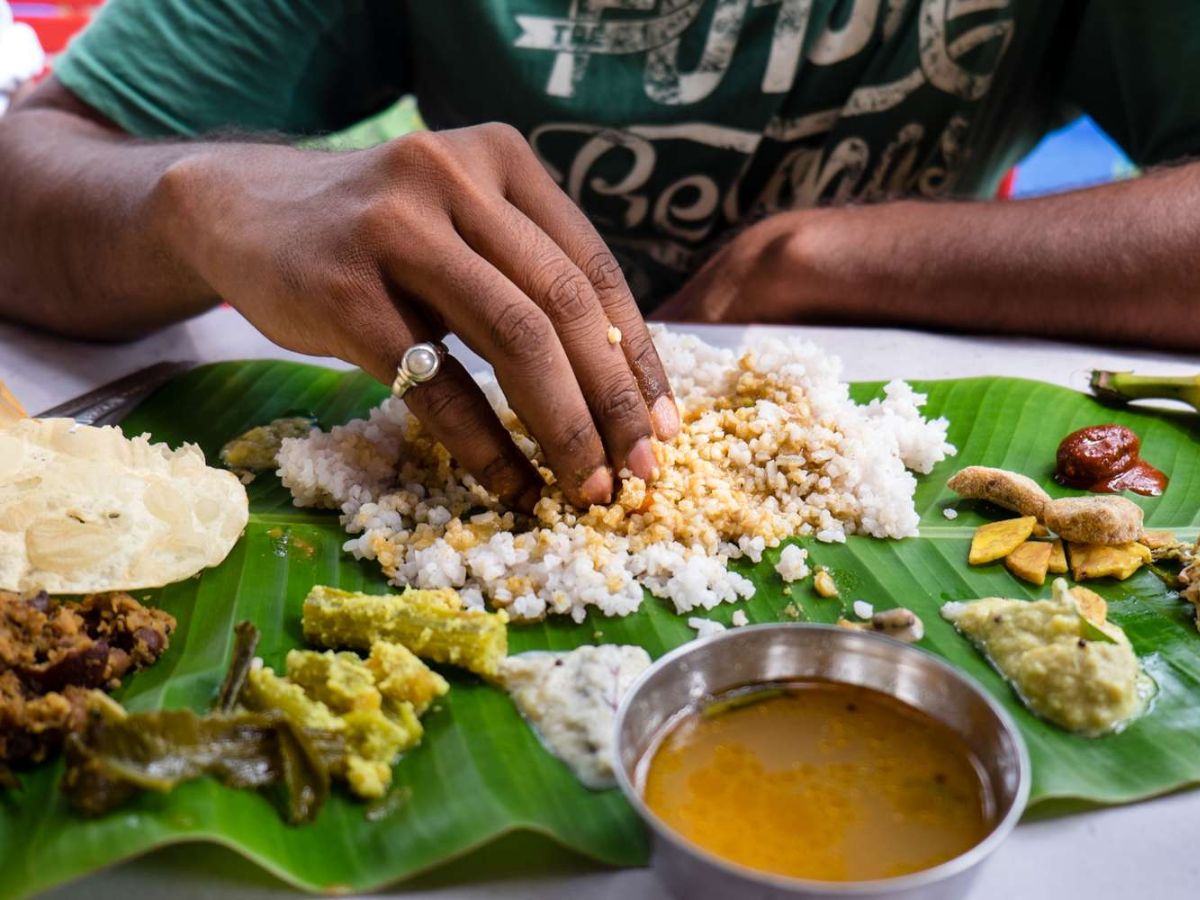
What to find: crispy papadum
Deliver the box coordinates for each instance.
[0,419,248,593]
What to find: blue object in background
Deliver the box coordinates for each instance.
[1011,116,1135,198]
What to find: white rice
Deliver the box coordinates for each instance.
[774,545,810,582]
[687,616,728,638]
[277,329,954,622]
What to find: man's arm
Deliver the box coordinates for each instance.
[656,163,1200,352]
[0,79,680,509]
[0,85,217,338]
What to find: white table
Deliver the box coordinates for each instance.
[3,307,1198,900]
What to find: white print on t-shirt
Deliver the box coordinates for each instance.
[516,0,1010,268]
[531,112,969,255]
[515,0,1013,107]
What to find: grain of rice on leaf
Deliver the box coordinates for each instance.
[302,586,508,679]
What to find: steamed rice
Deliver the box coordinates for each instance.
[277,329,954,622]
[774,545,810,582]
[687,616,728,638]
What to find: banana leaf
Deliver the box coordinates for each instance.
[2,363,1199,899]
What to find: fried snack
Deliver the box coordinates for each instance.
[0,418,248,593]
[1068,542,1151,581]
[1004,541,1053,586]
[968,517,1038,564]
[946,467,1051,519]
[1048,539,1068,574]
[302,586,508,679]
[1043,496,1144,545]
[0,591,174,776]
[1139,530,1178,551]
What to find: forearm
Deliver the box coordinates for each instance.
[0,105,216,339]
[796,165,1200,350]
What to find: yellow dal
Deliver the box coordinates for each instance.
[642,683,994,882]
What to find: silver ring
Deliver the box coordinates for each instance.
[392,341,447,398]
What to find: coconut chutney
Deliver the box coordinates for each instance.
[498,644,650,789]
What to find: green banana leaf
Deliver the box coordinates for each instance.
[3,363,1199,899]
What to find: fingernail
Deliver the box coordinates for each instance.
[651,395,680,440]
[626,437,660,482]
[515,484,543,514]
[581,466,613,506]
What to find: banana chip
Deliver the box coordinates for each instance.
[968,516,1038,565]
[0,418,248,593]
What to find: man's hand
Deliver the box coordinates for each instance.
[652,211,822,324]
[0,80,680,511]
[155,123,679,509]
[655,172,1200,354]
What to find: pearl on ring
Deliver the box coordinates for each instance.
[392,341,446,398]
[406,345,439,379]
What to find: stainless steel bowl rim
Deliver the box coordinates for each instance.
[613,622,1032,896]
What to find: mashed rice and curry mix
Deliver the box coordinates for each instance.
[0,328,1195,831]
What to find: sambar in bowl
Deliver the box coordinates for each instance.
[614,624,1030,900]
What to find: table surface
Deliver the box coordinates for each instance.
[4,307,1199,900]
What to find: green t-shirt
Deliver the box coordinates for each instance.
[55,0,1200,304]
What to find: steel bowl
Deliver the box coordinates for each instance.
[614,624,1030,900]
